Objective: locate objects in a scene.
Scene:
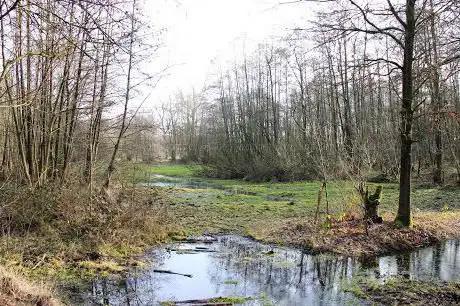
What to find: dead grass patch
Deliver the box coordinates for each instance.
[0,266,59,306]
[251,211,460,257]
[360,278,460,305]
[0,184,180,282]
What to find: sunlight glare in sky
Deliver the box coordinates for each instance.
[144,0,313,104]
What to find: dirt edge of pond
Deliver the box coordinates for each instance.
[249,211,460,258]
[347,277,460,306]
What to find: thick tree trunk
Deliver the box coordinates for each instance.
[338,36,354,160]
[395,0,416,227]
[1,123,9,178]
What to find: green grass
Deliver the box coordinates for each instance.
[210,296,252,304]
[129,163,460,236]
[342,280,369,298]
[160,295,251,305]
[158,182,391,235]
[122,163,204,185]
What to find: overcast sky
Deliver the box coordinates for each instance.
[142,0,318,105]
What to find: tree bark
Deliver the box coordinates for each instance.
[395,0,416,227]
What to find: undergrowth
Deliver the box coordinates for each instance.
[0,266,60,306]
[0,182,180,303]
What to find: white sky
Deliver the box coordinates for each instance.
[142,0,318,106]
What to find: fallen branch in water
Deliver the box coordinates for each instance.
[161,296,251,305]
[166,247,217,253]
[173,235,218,244]
[153,269,192,278]
[164,300,231,306]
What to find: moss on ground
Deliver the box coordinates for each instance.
[124,163,203,182]
[160,295,251,305]
[210,296,251,304]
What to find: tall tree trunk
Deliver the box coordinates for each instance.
[429,0,443,184]
[395,0,416,227]
[104,0,136,189]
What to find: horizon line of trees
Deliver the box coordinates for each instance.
[159,0,459,184]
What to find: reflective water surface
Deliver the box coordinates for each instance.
[145,175,286,199]
[74,236,460,306]
[144,175,264,202]
[146,174,225,190]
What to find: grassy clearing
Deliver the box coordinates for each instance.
[125,163,203,182]
[141,164,460,257]
[354,277,460,305]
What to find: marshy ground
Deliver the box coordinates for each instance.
[1,163,459,305]
[134,164,460,256]
[126,163,460,305]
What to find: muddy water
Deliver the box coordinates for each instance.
[78,236,460,306]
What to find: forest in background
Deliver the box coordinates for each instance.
[158,0,460,186]
[0,0,458,232]
[0,0,459,187]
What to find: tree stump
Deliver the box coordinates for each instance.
[358,184,383,224]
[364,185,383,223]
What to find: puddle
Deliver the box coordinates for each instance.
[146,174,227,190]
[75,236,460,305]
[146,174,288,199]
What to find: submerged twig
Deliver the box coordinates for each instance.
[166,247,217,253]
[153,269,192,278]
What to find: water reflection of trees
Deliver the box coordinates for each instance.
[210,237,359,305]
[88,273,159,306]
[379,239,460,282]
[85,238,460,305]
[85,251,169,305]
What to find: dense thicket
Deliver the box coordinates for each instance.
[0,0,154,187]
[160,0,460,185]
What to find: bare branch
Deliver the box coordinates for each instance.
[349,0,404,48]
[386,0,406,28]
[0,0,19,21]
[363,57,403,70]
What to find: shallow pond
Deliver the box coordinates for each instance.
[76,236,460,306]
[145,174,224,190]
[145,174,261,198]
